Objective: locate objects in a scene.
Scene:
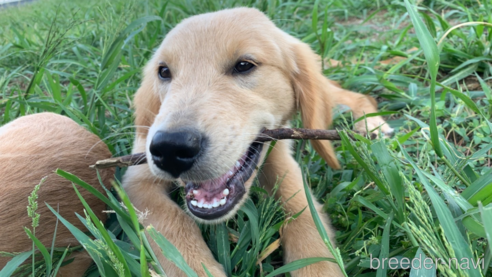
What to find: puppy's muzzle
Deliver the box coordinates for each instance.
[149,128,203,178]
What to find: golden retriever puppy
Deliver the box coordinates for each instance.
[0,113,113,276]
[123,7,392,277]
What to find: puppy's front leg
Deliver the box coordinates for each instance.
[259,141,344,277]
[123,166,226,277]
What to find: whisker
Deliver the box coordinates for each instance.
[168,184,183,195]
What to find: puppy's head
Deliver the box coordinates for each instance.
[134,8,339,222]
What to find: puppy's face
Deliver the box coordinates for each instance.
[136,8,303,222]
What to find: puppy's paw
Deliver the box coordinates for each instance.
[169,254,226,277]
[189,260,226,277]
[354,115,394,137]
[282,218,345,277]
[290,260,344,277]
[199,265,226,277]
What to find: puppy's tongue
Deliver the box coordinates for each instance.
[184,154,246,207]
[184,141,264,219]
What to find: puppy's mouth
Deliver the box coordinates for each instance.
[184,141,263,220]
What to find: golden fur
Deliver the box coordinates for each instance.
[0,113,114,276]
[0,7,392,277]
[124,7,392,277]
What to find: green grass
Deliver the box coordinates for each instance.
[1,0,492,276]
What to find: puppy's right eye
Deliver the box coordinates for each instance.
[158,66,172,80]
[233,61,255,74]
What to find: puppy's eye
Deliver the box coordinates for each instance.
[158,66,171,80]
[233,61,255,74]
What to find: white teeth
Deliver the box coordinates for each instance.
[212,199,219,208]
[227,178,230,182]
[193,190,199,195]
[196,197,227,209]
[228,171,233,176]
[194,193,229,209]
[235,161,240,168]
[219,198,226,206]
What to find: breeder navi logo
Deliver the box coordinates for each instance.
[370,254,485,270]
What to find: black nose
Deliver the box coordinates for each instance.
[149,129,203,178]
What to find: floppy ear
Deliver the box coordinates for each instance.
[290,42,340,169]
[133,68,161,139]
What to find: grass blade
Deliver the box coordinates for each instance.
[24,228,52,276]
[371,141,404,221]
[240,199,260,249]
[399,143,482,277]
[111,183,165,276]
[339,131,389,194]
[0,251,31,277]
[100,15,161,70]
[264,257,334,277]
[302,171,347,276]
[479,203,492,255]
[202,263,214,277]
[409,248,436,277]
[216,223,231,276]
[51,247,70,277]
[72,184,131,277]
[56,169,131,223]
[45,203,115,276]
[404,0,442,157]
[461,168,492,205]
[376,211,393,277]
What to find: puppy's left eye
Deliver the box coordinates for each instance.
[233,61,255,74]
[158,66,172,80]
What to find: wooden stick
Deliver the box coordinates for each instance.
[257,128,373,141]
[90,128,373,169]
[90,153,147,169]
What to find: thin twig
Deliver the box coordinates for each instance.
[90,153,147,169]
[90,128,374,169]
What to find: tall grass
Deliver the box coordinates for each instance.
[1,0,492,276]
